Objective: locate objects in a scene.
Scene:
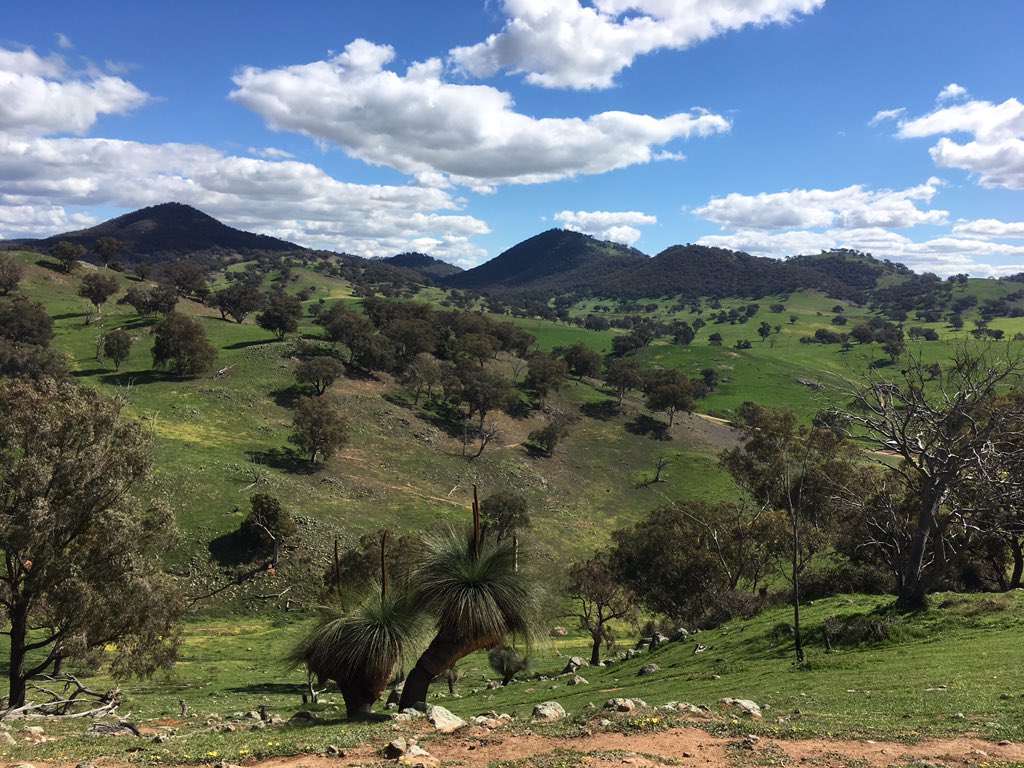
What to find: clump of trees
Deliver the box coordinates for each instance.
[152,312,218,376]
[50,241,86,272]
[290,395,348,464]
[240,493,296,567]
[0,253,24,294]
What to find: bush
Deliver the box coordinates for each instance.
[818,614,902,648]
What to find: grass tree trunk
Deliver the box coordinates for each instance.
[589,628,603,666]
[896,493,945,612]
[398,631,500,711]
[339,678,382,718]
[1010,535,1024,590]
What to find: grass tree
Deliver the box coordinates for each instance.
[398,489,541,710]
[288,532,423,718]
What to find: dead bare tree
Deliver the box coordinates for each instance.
[843,342,1024,610]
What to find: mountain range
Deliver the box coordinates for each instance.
[2,201,916,301]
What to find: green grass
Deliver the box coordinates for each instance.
[2,592,1023,763]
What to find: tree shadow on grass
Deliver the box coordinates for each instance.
[226,682,306,696]
[208,529,262,569]
[96,369,166,386]
[580,399,620,421]
[224,339,277,350]
[247,448,317,475]
[272,384,305,409]
[625,415,672,441]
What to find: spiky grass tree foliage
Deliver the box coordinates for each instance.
[398,526,541,710]
[289,587,423,718]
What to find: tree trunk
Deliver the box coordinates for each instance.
[398,630,499,711]
[1010,535,1024,590]
[8,602,28,708]
[791,510,804,663]
[896,493,944,612]
[339,678,381,718]
[590,629,602,666]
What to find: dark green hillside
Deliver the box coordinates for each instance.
[2,202,299,263]
[381,252,463,279]
[444,229,647,298]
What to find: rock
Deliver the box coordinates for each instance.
[650,632,670,648]
[153,734,168,743]
[671,627,690,643]
[426,705,466,733]
[638,664,660,676]
[486,681,501,690]
[549,626,569,637]
[599,718,613,727]
[288,710,321,723]
[720,698,762,719]
[21,726,45,738]
[383,738,408,759]
[693,644,709,654]
[386,681,404,709]
[951,712,965,720]
[625,649,638,660]
[533,701,566,721]
[636,637,651,650]
[326,745,346,757]
[634,698,648,709]
[605,697,636,713]
[567,675,588,686]
[0,731,16,745]
[11,764,36,768]
[562,656,589,674]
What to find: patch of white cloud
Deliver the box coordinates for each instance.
[449,0,824,90]
[248,146,295,160]
[952,218,1024,239]
[554,209,656,245]
[895,96,1024,189]
[937,82,967,102]
[0,203,97,239]
[229,39,730,188]
[0,45,149,136]
[869,107,905,126]
[693,180,948,232]
[55,33,73,50]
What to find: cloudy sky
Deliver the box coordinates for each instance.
[3,0,1024,275]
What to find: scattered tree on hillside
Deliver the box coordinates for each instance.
[213,283,263,323]
[163,261,209,301]
[290,395,348,464]
[527,412,572,456]
[50,241,86,273]
[241,493,297,567]
[78,272,120,319]
[257,292,303,340]
[0,378,183,708]
[568,554,638,665]
[562,343,602,380]
[102,328,134,370]
[841,345,1024,611]
[401,352,441,405]
[151,312,217,376]
[525,351,568,406]
[605,357,643,407]
[93,236,125,267]
[480,491,531,544]
[758,321,773,341]
[0,253,24,294]
[708,332,723,346]
[0,296,54,347]
[120,284,179,317]
[296,356,345,395]
[643,368,694,426]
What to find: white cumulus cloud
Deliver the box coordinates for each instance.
[896,96,1024,189]
[0,45,149,136]
[229,39,730,188]
[951,218,1024,239]
[449,0,824,90]
[554,209,656,245]
[693,180,948,232]
[869,107,905,126]
[937,83,967,102]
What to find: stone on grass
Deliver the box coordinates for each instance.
[568,675,588,686]
[532,701,566,722]
[0,731,17,745]
[383,738,407,759]
[562,656,589,674]
[638,664,659,676]
[605,697,636,713]
[719,698,762,719]
[426,705,466,733]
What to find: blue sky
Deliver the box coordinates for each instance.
[3,0,1024,275]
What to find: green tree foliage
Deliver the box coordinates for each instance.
[605,357,642,406]
[78,272,120,312]
[0,296,54,346]
[643,368,694,426]
[568,554,638,665]
[401,352,441,405]
[0,253,24,295]
[120,285,178,317]
[562,343,602,380]
[708,332,723,346]
[102,328,134,370]
[527,413,571,457]
[151,312,217,376]
[296,356,345,395]
[398,526,540,710]
[257,292,303,340]
[241,493,297,566]
[317,303,374,354]
[0,378,184,707]
[93,236,125,267]
[213,283,263,323]
[457,332,499,368]
[49,240,86,273]
[480,491,530,544]
[290,395,349,463]
[611,500,783,623]
[162,261,209,301]
[525,351,568,405]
